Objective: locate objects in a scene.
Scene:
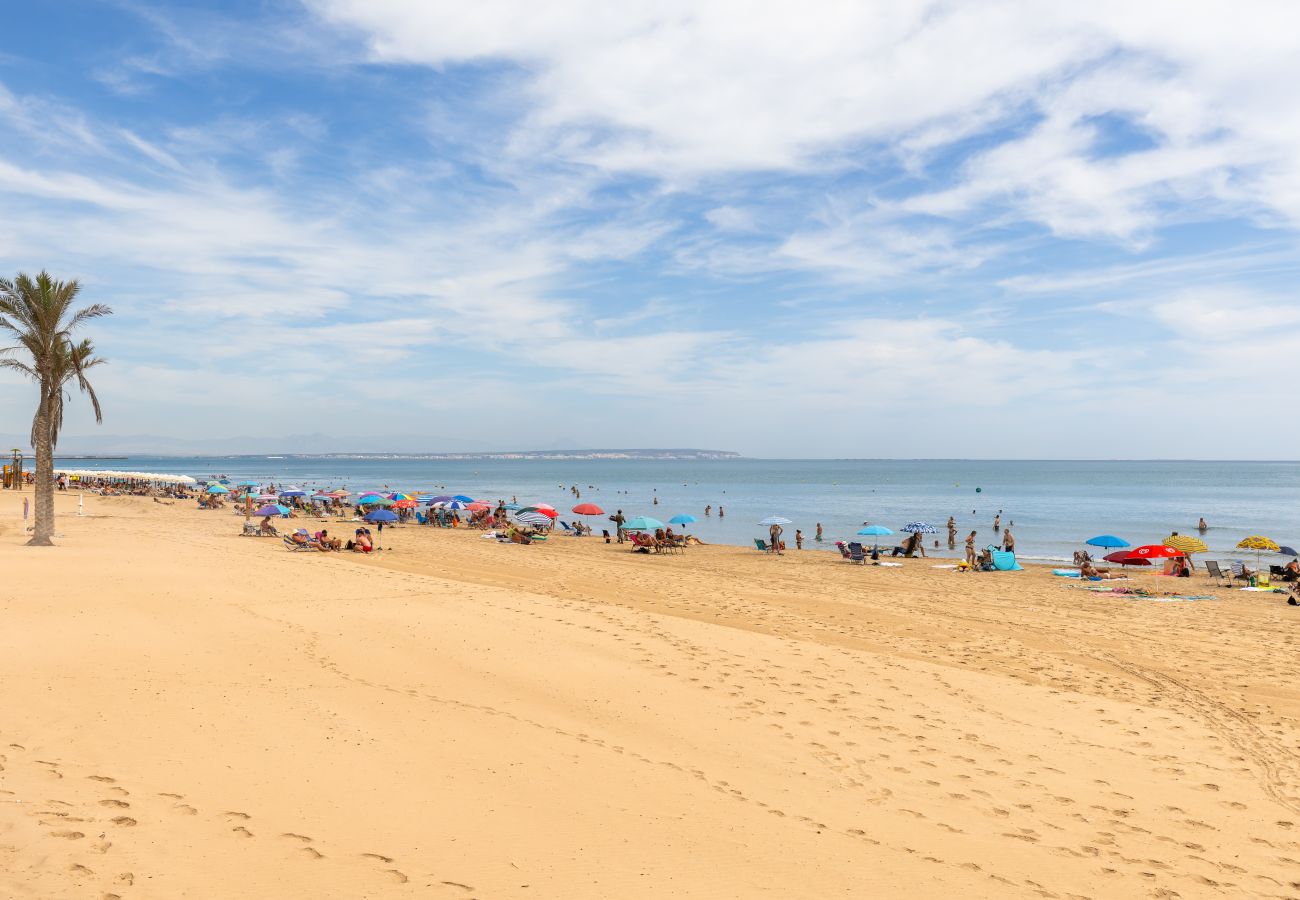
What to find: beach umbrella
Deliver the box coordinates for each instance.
[1163,535,1208,554]
[623,515,665,531]
[280,490,307,498]
[206,484,229,494]
[253,504,280,517]
[392,499,418,509]
[514,510,553,527]
[452,494,475,503]
[1086,535,1130,549]
[275,504,292,516]
[389,492,414,502]
[1236,535,1280,567]
[358,492,385,502]
[1127,544,1184,559]
[363,509,398,523]
[518,505,558,519]
[256,493,278,501]
[572,503,604,516]
[901,522,938,533]
[1280,546,1298,557]
[466,501,491,511]
[1103,551,1152,567]
[437,500,469,511]
[857,524,893,552]
[426,495,453,504]
[758,515,792,526]
[237,480,260,487]
[668,514,697,525]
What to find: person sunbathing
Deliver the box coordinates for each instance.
[1080,560,1124,580]
[289,530,322,550]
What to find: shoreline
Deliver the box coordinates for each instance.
[2,491,1298,898]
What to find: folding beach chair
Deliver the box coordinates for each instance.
[1204,560,1231,586]
[846,542,866,565]
[754,538,769,551]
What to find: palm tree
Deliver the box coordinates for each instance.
[0,272,111,546]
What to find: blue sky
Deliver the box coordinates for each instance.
[2,0,1299,457]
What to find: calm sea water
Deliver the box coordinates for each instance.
[60,457,1300,563]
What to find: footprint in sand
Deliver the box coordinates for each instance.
[99,799,130,809]
[88,775,116,783]
[110,816,136,827]
[232,826,254,837]
[361,853,394,863]
[49,829,85,839]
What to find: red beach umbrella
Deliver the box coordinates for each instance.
[1128,544,1184,559]
[1103,551,1152,567]
[572,503,604,516]
[466,501,491,511]
[391,499,418,509]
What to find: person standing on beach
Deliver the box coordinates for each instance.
[815,522,823,542]
[611,509,626,543]
[795,529,803,550]
[947,517,956,549]
[769,522,783,554]
[1002,528,1015,554]
[965,531,977,566]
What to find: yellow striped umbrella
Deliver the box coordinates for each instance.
[1236,535,1280,567]
[1163,534,1208,554]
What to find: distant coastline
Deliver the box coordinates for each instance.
[272,449,742,461]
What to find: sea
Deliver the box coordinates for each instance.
[55,456,1300,563]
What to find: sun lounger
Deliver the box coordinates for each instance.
[754,539,769,551]
[846,542,866,565]
[283,535,317,552]
[1204,560,1231,586]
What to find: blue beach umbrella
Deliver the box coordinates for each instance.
[276,504,291,516]
[858,525,893,536]
[623,516,665,531]
[1086,535,1130,549]
[363,509,399,523]
[437,500,469,510]
[758,515,792,526]
[452,494,475,503]
[1279,545,1297,557]
[503,503,520,511]
[280,489,307,498]
[426,495,453,504]
[668,514,697,526]
[901,522,937,533]
[206,484,229,494]
[237,480,260,487]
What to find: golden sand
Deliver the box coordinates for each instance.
[2,492,1298,898]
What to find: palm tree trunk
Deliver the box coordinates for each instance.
[28,400,54,546]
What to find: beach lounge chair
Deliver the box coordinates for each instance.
[754,539,769,552]
[1204,560,1231,586]
[559,521,575,534]
[282,534,317,552]
[846,542,866,565]
[834,541,851,559]
[1229,561,1254,582]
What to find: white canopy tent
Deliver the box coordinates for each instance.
[59,468,197,485]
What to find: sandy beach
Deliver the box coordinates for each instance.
[3,493,1299,899]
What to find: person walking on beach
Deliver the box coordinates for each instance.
[965,531,977,567]
[1002,528,1015,554]
[769,522,783,554]
[611,509,626,543]
[815,522,823,542]
[947,516,956,549]
[795,529,803,550]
